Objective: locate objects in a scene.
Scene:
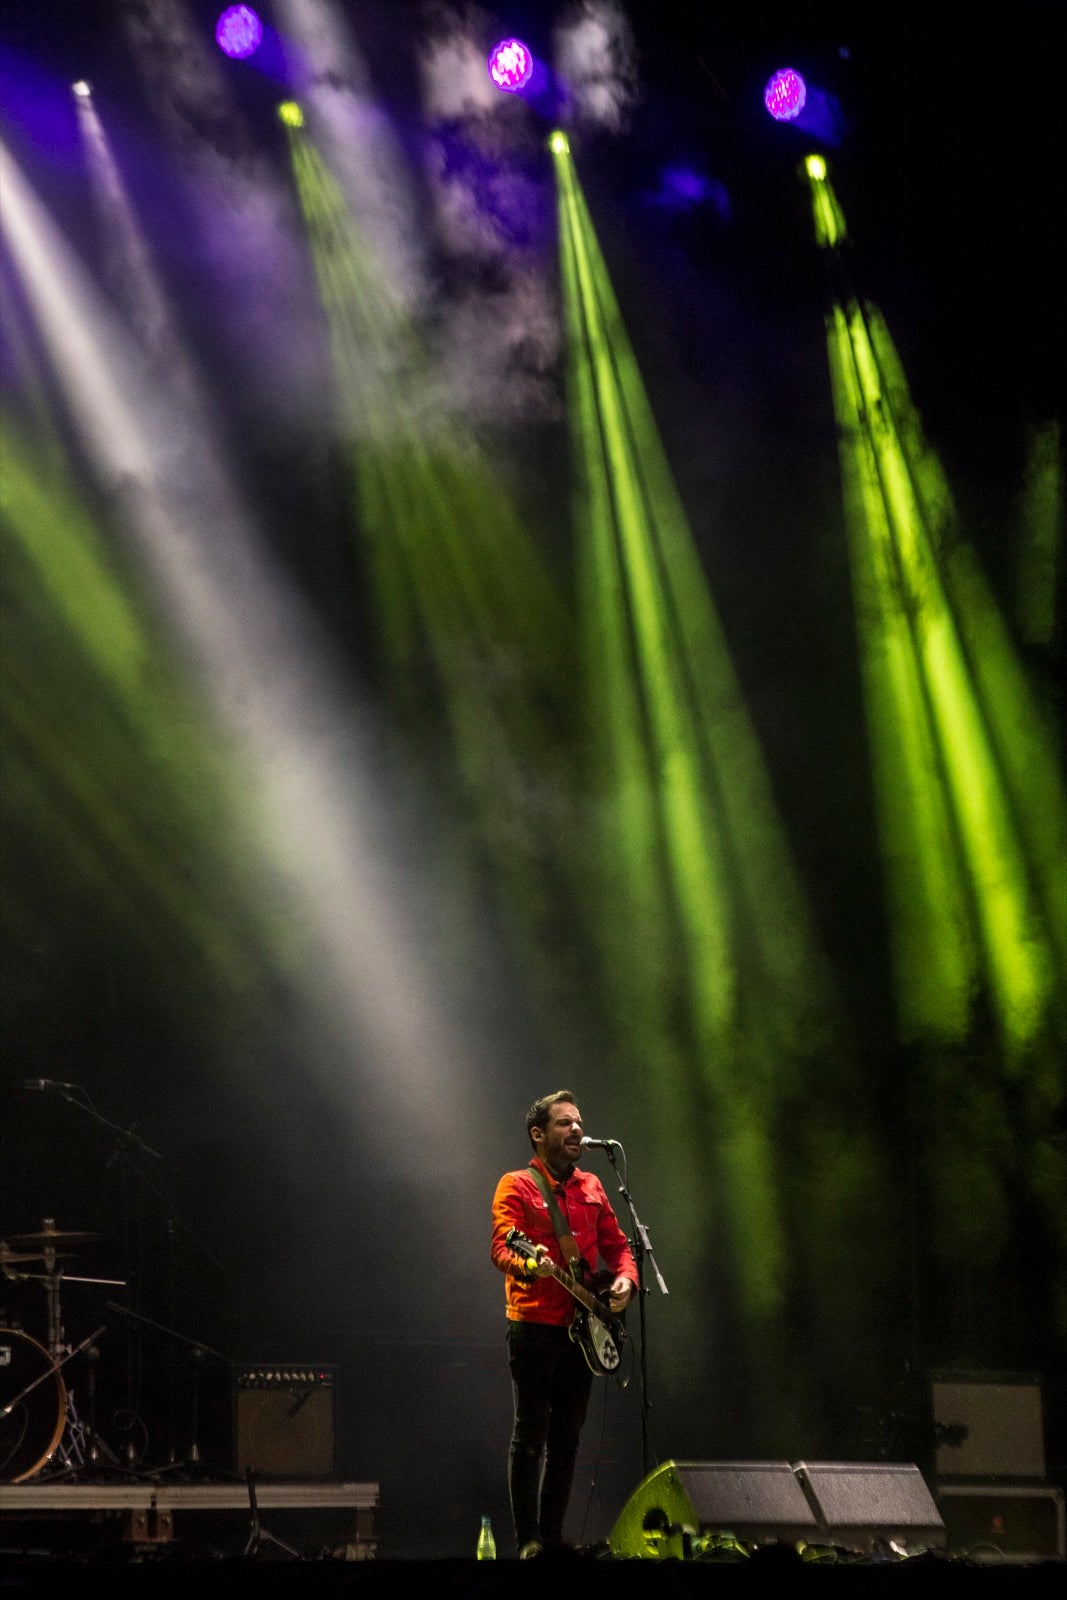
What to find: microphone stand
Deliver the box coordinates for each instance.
[28,1079,228,1474]
[105,1301,236,1479]
[602,1144,668,1479]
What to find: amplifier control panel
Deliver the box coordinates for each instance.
[237,1366,335,1388]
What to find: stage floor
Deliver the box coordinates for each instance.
[0,1552,1062,1599]
[1,1478,1062,1592]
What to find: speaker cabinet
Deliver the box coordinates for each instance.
[931,1370,1045,1480]
[795,1461,945,1552]
[235,1366,335,1479]
[937,1483,1066,1563]
[610,1462,820,1557]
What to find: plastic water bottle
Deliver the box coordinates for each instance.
[476,1515,497,1560]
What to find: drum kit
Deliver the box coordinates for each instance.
[0,1219,126,1483]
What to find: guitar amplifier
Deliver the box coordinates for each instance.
[930,1370,1045,1480]
[937,1483,1066,1562]
[235,1365,336,1479]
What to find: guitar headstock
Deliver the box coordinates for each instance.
[505,1228,541,1264]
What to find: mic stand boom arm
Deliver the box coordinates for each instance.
[0,1325,107,1418]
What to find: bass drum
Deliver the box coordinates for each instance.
[0,1327,67,1482]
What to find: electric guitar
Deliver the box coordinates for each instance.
[504,1227,627,1378]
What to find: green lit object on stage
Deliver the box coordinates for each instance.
[609,1461,820,1557]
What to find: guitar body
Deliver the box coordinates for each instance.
[505,1230,628,1379]
[570,1300,624,1376]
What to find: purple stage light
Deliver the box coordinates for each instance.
[764,67,807,122]
[216,6,263,60]
[488,38,533,93]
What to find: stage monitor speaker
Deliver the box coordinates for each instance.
[794,1461,945,1553]
[235,1365,335,1479]
[609,1461,819,1557]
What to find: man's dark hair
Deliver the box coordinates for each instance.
[526,1090,579,1148]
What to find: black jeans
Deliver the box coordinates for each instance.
[506,1320,593,1550]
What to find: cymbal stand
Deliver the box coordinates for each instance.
[41,1249,127,1475]
[39,1246,126,1363]
[6,1252,129,1477]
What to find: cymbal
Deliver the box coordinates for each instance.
[5,1229,100,1247]
[1,1245,75,1265]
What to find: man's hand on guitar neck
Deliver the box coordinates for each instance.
[520,1244,556,1280]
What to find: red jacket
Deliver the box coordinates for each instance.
[491,1156,638,1325]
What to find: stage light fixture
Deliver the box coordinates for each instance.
[805,153,827,180]
[488,38,533,93]
[548,130,570,156]
[277,101,304,128]
[216,5,263,60]
[764,67,806,121]
[71,81,92,99]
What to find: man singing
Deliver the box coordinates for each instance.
[491,1091,637,1556]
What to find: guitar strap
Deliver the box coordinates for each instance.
[528,1163,581,1276]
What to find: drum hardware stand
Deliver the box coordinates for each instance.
[39,1264,127,1364]
[41,1264,126,1476]
[2,1230,129,1480]
[243,1467,302,1559]
[81,1339,116,1470]
[52,1381,124,1477]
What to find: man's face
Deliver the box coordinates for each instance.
[534,1101,583,1170]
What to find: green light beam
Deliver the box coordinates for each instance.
[556,139,833,1316]
[823,307,975,1039]
[286,127,590,1050]
[1,415,273,993]
[808,158,1063,1055]
[856,302,1051,1050]
[1015,419,1061,649]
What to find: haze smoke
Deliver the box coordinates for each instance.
[419,5,560,424]
[554,0,639,133]
[273,0,426,315]
[119,0,321,419]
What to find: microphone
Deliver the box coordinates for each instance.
[23,1079,76,1091]
[580,1136,621,1150]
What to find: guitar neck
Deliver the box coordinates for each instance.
[541,1258,600,1318]
[506,1230,614,1325]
